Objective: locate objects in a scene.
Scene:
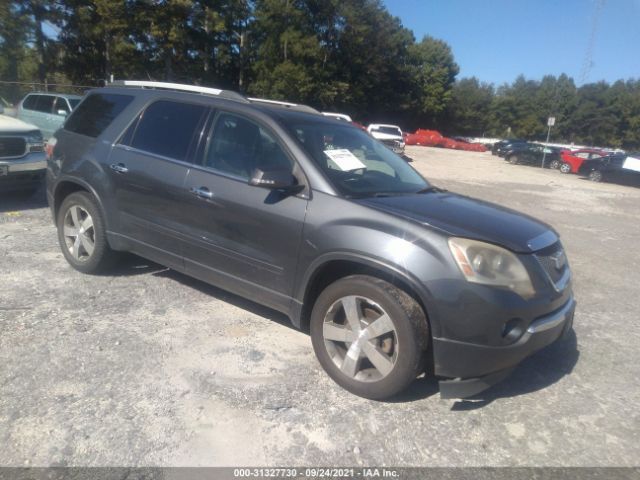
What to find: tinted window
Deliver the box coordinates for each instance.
[34,95,56,113]
[203,112,292,179]
[68,99,80,109]
[53,97,70,115]
[65,93,133,138]
[22,95,38,110]
[130,100,207,161]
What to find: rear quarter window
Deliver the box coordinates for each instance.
[64,93,134,138]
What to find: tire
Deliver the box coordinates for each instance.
[508,155,519,165]
[559,162,572,174]
[549,159,560,170]
[56,191,118,274]
[588,170,603,182]
[310,275,429,400]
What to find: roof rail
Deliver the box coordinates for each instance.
[247,97,320,114]
[109,80,248,103]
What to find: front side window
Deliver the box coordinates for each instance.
[22,95,38,110]
[130,100,208,162]
[202,112,292,179]
[34,95,56,113]
[65,93,133,138]
[285,121,428,197]
[54,97,70,115]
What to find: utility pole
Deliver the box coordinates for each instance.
[541,117,555,168]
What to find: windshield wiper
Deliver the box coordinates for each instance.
[414,186,446,194]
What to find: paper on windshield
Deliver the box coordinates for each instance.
[324,149,366,171]
[622,155,640,173]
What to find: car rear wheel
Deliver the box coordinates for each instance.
[57,191,118,274]
[310,275,429,400]
[549,159,560,169]
[559,162,572,174]
[588,170,603,182]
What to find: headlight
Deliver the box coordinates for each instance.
[26,131,44,153]
[448,237,535,298]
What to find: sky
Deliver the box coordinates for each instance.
[383,0,640,86]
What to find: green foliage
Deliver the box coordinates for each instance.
[2,0,639,148]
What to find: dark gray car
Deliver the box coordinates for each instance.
[46,82,575,400]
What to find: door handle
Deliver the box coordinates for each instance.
[190,186,214,200]
[110,163,129,174]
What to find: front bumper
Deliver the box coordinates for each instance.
[0,152,46,190]
[435,296,576,399]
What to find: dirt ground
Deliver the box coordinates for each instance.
[1,146,639,467]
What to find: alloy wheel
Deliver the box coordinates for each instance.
[63,205,95,261]
[560,163,571,173]
[322,295,398,382]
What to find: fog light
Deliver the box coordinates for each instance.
[502,318,525,343]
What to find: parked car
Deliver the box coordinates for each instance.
[17,92,82,139]
[0,114,46,193]
[555,148,607,173]
[47,81,575,400]
[367,123,405,155]
[491,139,526,156]
[322,112,353,122]
[504,143,561,167]
[579,152,640,184]
[0,96,18,117]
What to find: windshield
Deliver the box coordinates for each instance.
[371,126,402,136]
[285,121,428,197]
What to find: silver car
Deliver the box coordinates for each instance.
[17,92,82,139]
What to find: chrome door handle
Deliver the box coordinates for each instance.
[190,186,214,199]
[110,163,129,173]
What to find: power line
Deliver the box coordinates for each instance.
[579,0,606,84]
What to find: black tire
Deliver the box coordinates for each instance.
[310,275,429,400]
[588,170,603,182]
[56,191,118,274]
[508,155,519,165]
[549,159,560,170]
[559,162,572,174]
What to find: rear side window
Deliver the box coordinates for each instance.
[65,93,133,138]
[22,95,38,110]
[130,100,208,162]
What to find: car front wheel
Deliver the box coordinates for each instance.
[310,275,429,400]
[508,155,519,165]
[57,191,118,274]
[559,162,572,174]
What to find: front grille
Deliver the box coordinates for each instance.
[0,137,27,159]
[534,242,569,288]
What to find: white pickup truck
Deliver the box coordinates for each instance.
[0,114,46,193]
[367,123,406,155]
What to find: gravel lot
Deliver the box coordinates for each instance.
[1,146,639,467]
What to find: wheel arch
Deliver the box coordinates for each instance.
[295,254,439,338]
[53,177,105,224]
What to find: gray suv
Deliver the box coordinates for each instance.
[46,81,575,400]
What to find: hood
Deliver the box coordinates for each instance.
[370,132,403,141]
[0,114,40,133]
[355,191,557,253]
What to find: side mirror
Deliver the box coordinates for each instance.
[57,109,68,117]
[249,168,298,191]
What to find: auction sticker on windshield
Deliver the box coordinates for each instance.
[324,149,366,171]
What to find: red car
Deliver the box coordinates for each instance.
[557,148,607,174]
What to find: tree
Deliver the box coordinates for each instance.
[445,77,493,136]
[407,35,459,125]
